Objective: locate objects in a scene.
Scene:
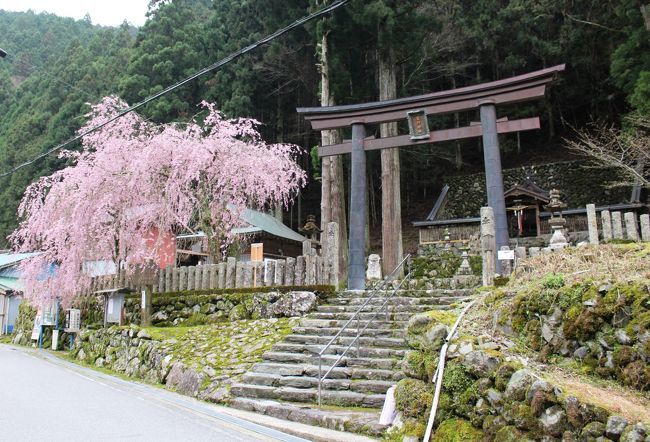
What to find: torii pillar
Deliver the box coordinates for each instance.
[348,123,367,290]
[479,100,508,273]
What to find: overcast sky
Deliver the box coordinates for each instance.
[0,0,150,27]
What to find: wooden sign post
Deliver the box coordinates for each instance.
[250,243,263,288]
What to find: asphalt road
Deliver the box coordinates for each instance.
[0,344,308,442]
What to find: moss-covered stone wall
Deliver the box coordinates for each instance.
[442,161,630,219]
[390,309,649,441]
[492,277,650,391]
[125,285,333,326]
[71,319,297,403]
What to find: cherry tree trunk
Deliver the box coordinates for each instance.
[378,46,403,275]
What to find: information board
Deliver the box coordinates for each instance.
[497,250,515,260]
[31,314,42,340]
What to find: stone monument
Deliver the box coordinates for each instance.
[545,189,568,250]
[366,254,382,281]
[601,210,612,241]
[586,204,599,245]
[480,206,496,285]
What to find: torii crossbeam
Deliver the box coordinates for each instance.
[297,64,565,290]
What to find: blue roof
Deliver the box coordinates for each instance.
[0,252,39,269]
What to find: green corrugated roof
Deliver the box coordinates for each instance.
[0,276,23,292]
[238,208,307,243]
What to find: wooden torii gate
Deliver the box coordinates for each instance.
[297,64,565,290]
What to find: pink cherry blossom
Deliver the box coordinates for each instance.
[11,96,306,307]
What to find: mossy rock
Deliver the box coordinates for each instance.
[394,378,433,419]
[431,418,482,442]
[621,360,650,390]
[442,361,475,395]
[494,425,526,442]
[494,362,521,391]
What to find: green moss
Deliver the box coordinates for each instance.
[431,418,482,442]
[442,361,475,395]
[494,362,521,391]
[456,384,480,418]
[404,351,427,380]
[469,256,482,277]
[542,273,565,289]
[183,312,209,326]
[494,425,525,442]
[410,252,466,279]
[128,284,336,305]
[394,378,433,419]
[621,360,650,390]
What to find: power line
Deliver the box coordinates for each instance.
[2,49,97,100]
[0,0,349,178]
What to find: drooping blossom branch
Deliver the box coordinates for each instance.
[11,96,306,306]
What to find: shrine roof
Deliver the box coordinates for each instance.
[297,65,565,130]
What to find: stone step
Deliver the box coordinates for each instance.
[309,311,416,322]
[242,372,396,394]
[271,342,406,359]
[251,362,405,382]
[328,295,470,306]
[317,303,438,314]
[284,334,406,349]
[230,383,387,408]
[292,326,405,338]
[335,289,474,299]
[261,352,401,370]
[299,318,408,329]
[229,397,386,437]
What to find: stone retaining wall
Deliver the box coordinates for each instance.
[493,280,650,391]
[125,287,328,326]
[71,319,297,403]
[442,161,630,219]
[392,310,649,441]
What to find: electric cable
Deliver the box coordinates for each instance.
[0,0,349,178]
[1,49,97,100]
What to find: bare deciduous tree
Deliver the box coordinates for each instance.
[565,115,650,188]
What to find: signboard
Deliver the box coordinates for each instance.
[407,109,430,140]
[105,292,124,324]
[41,302,56,326]
[64,309,81,333]
[31,314,42,340]
[250,243,264,262]
[498,250,515,260]
[52,329,59,350]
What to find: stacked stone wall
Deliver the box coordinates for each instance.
[125,286,330,326]
[442,161,630,219]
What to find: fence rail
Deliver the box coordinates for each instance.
[87,254,334,295]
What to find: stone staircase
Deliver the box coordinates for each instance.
[229,288,474,436]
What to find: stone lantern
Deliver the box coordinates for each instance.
[544,189,568,250]
[300,214,322,254]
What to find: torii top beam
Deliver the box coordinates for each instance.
[297,64,565,131]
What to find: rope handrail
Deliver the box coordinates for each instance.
[316,254,411,406]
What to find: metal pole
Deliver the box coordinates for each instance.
[479,100,509,273]
[348,122,367,290]
[318,355,322,407]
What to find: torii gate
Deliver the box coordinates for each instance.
[297,64,565,290]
